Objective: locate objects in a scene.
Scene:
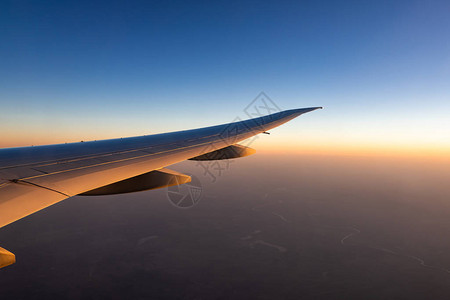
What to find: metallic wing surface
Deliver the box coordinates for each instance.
[0,107,322,267]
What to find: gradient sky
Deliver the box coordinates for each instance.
[1,0,449,157]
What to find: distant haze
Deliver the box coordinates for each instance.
[1,154,450,299]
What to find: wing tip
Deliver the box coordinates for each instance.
[287,106,323,115]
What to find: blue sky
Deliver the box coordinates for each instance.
[1,0,449,155]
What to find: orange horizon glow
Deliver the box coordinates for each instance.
[258,143,450,160]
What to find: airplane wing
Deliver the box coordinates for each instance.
[0,107,322,268]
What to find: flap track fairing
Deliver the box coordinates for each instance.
[188,144,256,161]
[79,168,191,196]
